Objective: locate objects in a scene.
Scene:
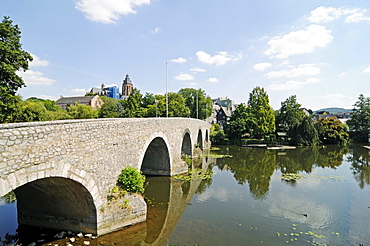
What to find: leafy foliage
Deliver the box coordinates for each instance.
[117,166,146,194]
[276,95,306,132]
[210,123,226,145]
[315,117,349,144]
[289,116,320,146]
[226,104,257,143]
[0,16,32,123]
[178,88,212,119]
[347,94,370,142]
[247,87,275,138]
[67,102,98,119]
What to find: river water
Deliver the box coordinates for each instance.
[1,144,370,245]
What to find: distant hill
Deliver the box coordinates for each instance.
[314,107,352,114]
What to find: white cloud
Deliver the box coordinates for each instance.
[36,95,58,100]
[339,72,347,77]
[363,67,370,73]
[267,78,320,91]
[207,78,218,83]
[186,82,198,86]
[345,9,370,23]
[174,73,194,81]
[264,25,333,59]
[196,51,242,66]
[17,70,57,86]
[71,88,87,94]
[190,68,206,73]
[170,57,187,63]
[313,94,347,108]
[30,54,49,67]
[266,64,321,79]
[308,6,370,24]
[75,0,151,24]
[253,62,272,71]
[151,27,161,34]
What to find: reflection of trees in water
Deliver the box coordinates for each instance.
[213,145,349,200]
[316,145,349,169]
[347,145,370,189]
[216,146,277,200]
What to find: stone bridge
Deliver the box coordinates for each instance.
[0,118,211,235]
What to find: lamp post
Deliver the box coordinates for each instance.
[166,62,168,118]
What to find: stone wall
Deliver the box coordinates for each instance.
[0,118,211,235]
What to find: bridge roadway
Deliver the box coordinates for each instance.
[0,118,211,235]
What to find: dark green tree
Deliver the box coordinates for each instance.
[226,104,256,143]
[123,88,143,118]
[178,88,212,119]
[289,116,320,146]
[276,95,306,132]
[347,94,370,142]
[0,16,33,123]
[247,87,275,138]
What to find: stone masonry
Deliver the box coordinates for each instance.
[0,118,211,235]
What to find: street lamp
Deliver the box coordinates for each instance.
[166,62,168,118]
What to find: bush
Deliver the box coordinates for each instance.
[117,166,146,194]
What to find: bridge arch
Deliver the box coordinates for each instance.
[205,129,209,142]
[0,163,102,234]
[15,177,97,234]
[181,129,192,157]
[197,129,203,150]
[140,133,171,176]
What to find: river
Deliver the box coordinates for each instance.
[1,144,370,245]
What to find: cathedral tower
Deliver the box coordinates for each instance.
[122,74,133,98]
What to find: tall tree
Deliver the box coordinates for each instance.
[247,87,275,138]
[178,88,212,120]
[0,16,33,123]
[347,94,370,142]
[276,95,306,132]
[289,116,320,146]
[226,104,257,143]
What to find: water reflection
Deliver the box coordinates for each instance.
[348,145,370,188]
[215,145,350,199]
[94,157,215,246]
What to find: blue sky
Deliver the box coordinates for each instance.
[2,0,370,110]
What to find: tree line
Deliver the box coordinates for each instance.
[212,86,369,145]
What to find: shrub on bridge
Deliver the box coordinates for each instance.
[117,166,146,194]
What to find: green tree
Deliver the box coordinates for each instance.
[315,117,349,144]
[289,116,320,146]
[0,16,33,123]
[210,123,226,145]
[67,102,98,119]
[13,100,50,122]
[145,93,190,117]
[347,94,370,142]
[247,87,275,138]
[178,88,212,119]
[123,88,143,118]
[226,104,256,143]
[98,96,126,118]
[276,95,306,132]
